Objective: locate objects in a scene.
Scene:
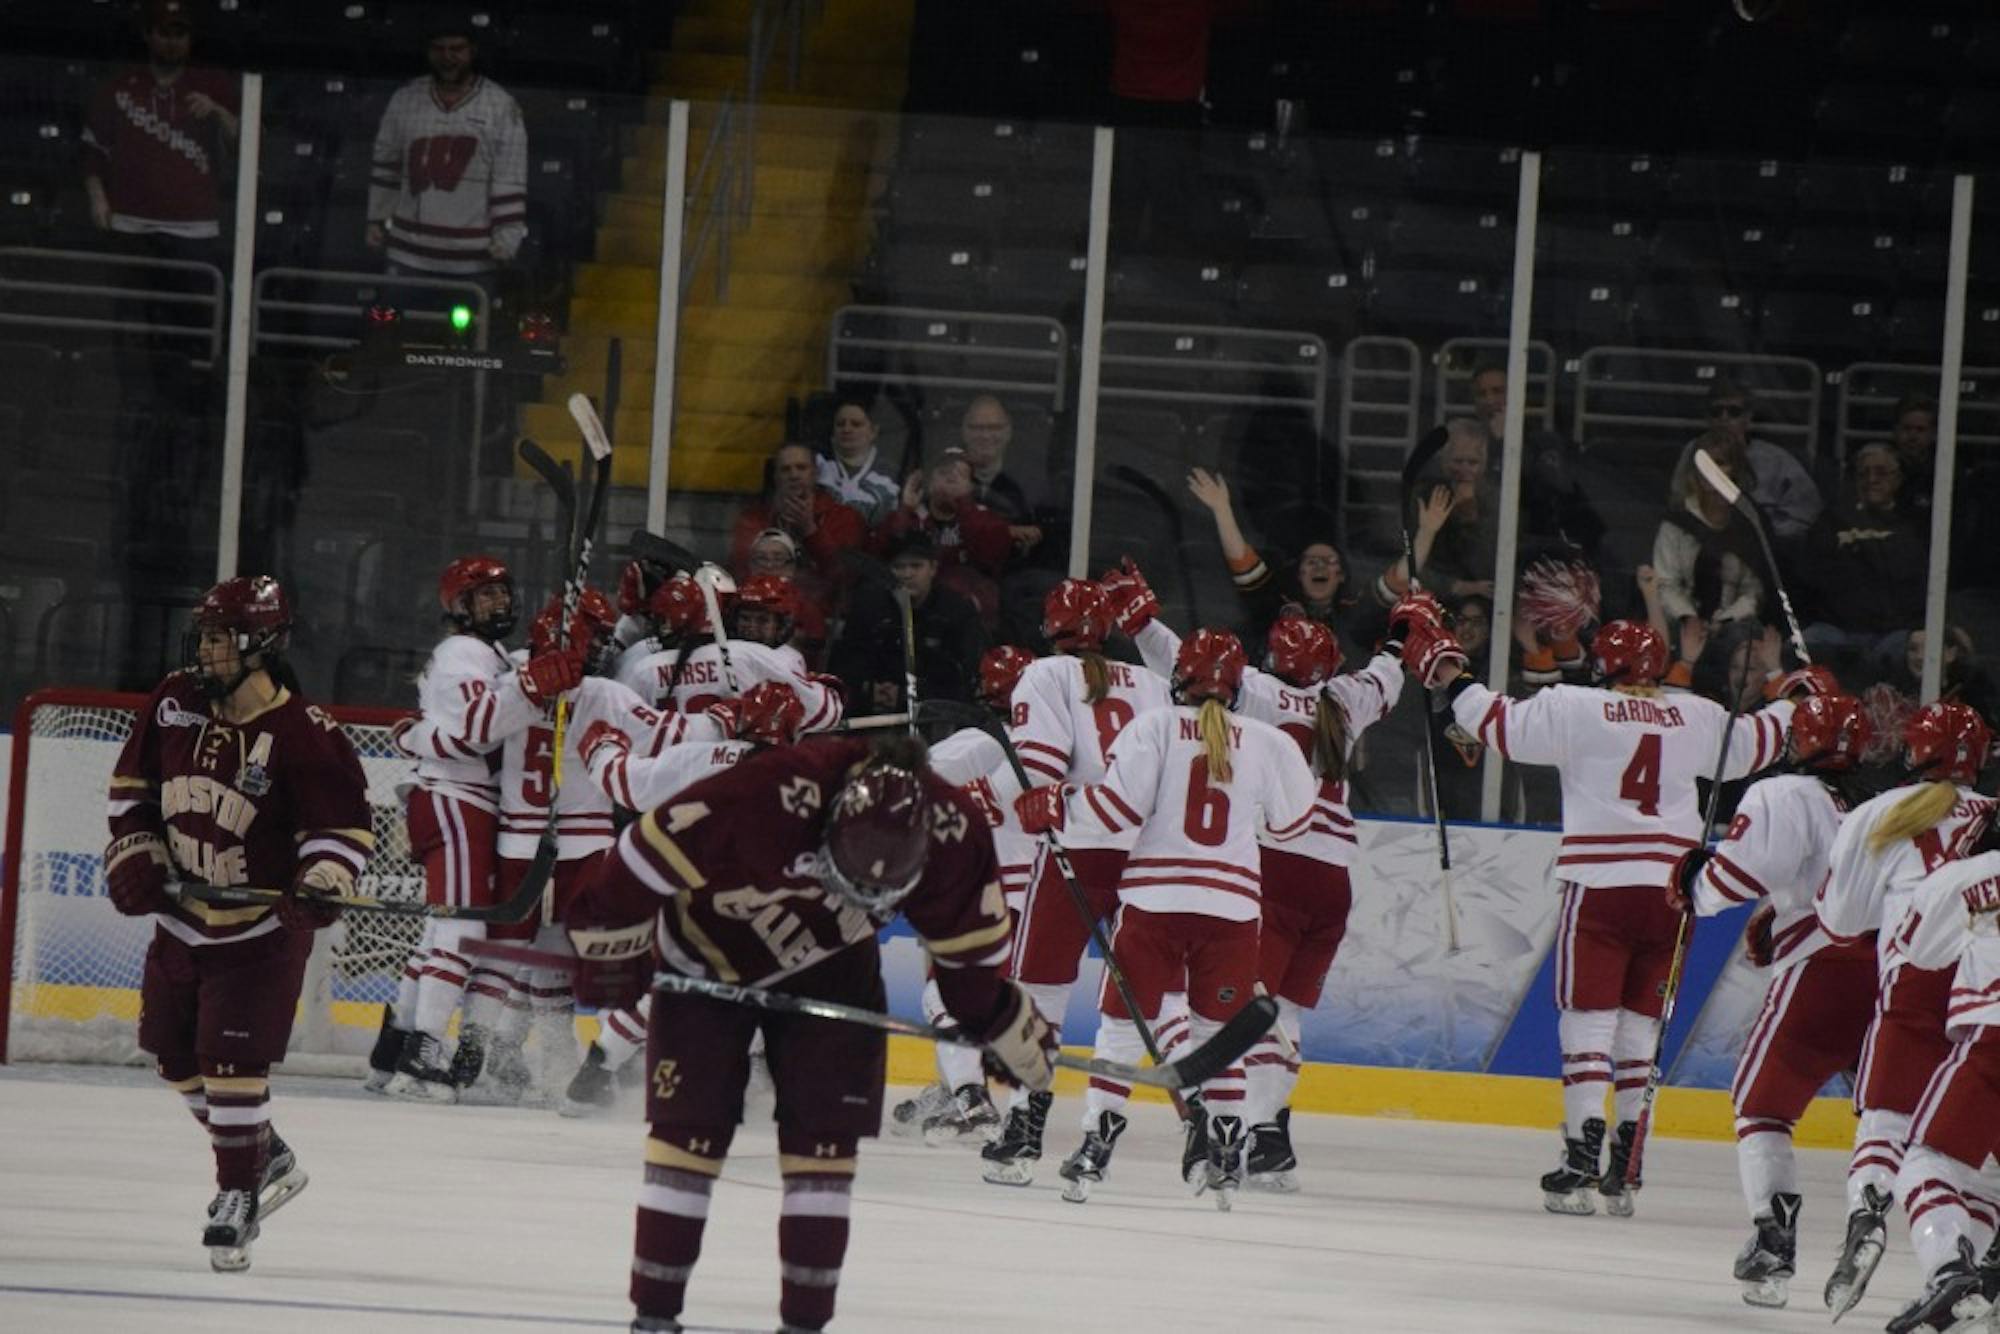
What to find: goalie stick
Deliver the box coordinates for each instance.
[1692,447,1811,667]
[1400,426,1463,954]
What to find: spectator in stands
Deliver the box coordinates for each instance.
[742,527,829,664]
[815,396,900,525]
[730,442,867,587]
[957,394,1044,558]
[1467,363,1605,559]
[827,529,985,713]
[1891,393,1937,513]
[1886,625,1999,724]
[82,0,238,266]
[1653,433,1766,697]
[872,447,1012,626]
[1672,381,1821,543]
[1185,465,1377,661]
[1799,442,1928,680]
[366,18,527,298]
[1377,419,1499,605]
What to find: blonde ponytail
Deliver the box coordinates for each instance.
[1868,781,1960,855]
[1079,649,1111,705]
[1199,696,1234,785]
[1313,692,1350,785]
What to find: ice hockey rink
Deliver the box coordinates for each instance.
[0,1064,1935,1333]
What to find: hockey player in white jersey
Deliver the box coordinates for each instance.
[1880,828,2000,1334]
[1814,700,1998,1319]
[375,556,583,1102]
[617,573,842,731]
[893,644,1038,1144]
[1414,603,1797,1215]
[1108,558,1403,1190]
[1017,628,1318,1206]
[980,578,1171,1185]
[555,681,803,1116]
[1664,690,1875,1307]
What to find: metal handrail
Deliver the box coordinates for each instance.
[0,246,226,362]
[826,304,1069,409]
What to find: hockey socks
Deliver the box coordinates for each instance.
[1557,1009,1617,1139]
[632,1129,731,1325]
[776,1130,856,1332]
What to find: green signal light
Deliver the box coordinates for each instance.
[450,304,473,332]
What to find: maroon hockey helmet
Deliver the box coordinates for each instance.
[439,554,516,640]
[820,762,930,916]
[1903,700,1992,784]
[977,645,1036,712]
[733,574,801,647]
[1173,628,1249,706]
[738,680,807,748]
[1042,578,1113,652]
[1788,693,1872,772]
[1266,615,1341,688]
[1591,619,1668,686]
[185,575,292,696]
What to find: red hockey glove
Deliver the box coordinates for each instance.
[518,646,584,707]
[576,719,631,770]
[980,982,1058,1092]
[104,832,173,917]
[278,859,348,931]
[1400,616,1468,688]
[703,698,743,739]
[1772,664,1838,702]
[1383,591,1447,656]
[1665,848,1709,913]
[566,919,655,1009]
[1743,902,1777,967]
[389,714,421,758]
[1014,784,1071,835]
[1098,557,1160,637]
[616,559,649,617]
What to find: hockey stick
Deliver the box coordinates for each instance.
[894,585,919,737]
[1108,464,1197,617]
[179,871,550,922]
[1691,448,1810,667]
[1400,426,1463,954]
[517,438,575,532]
[692,563,741,694]
[1623,653,1752,1188]
[628,529,705,576]
[917,697,1203,1119]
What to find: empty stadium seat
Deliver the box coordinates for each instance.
[866,240,987,307]
[1539,152,1665,220]
[1531,278,1629,350]
[1382,206,1514,277]
[1662,158,1800,224]
[1536,218,1648,283]
[985,246,1085,313]
[1757,289,1884,362]
[1109,257,1236,322]
[1370,269,1499,340]
[1779,226,1907,296]
[1627,284,1754,348]
[1407,141,1524,206]
[1236,263,1366,334]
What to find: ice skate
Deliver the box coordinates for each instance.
[1181,1102,1212,1190]
[1980,1233,2000,1303]
[383,1033,459,1105]
[460,1038,532,1107]
[447,1021,490,1089]
[1539,1118,1604,1216]
[203,1188,259,1273]
[890,1081,952,1137]
[363,1007,409,1095]
[629,1317,681,1332]
[257,1130,308,1221]
[923,1083,1001,1147]
[1599,1120,1638,1218]
[979,1090,1051,1186]
[1732,1192,1800,1309]
[1824,1183,1892,1320]
[1246,1107,1299,1194]
[1057,1110,1128,1204]
[559,1043,617,1118]
[1886,1239,1991,1334]
[1193,1114,1247,1211]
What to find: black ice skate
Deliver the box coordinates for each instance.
[923,1083,1002,1147]
[1733,1192,1801,1309]
[258,1130,309,1221]
[1181,1098,1212,1189]
[447,1022,489,1089]
[980,1090,1052,1187]
[460,1037,533,1108]
[1194,1114,1248,1211]
[560,1043,617,1118]
[1057,1110,1129,1204]
[1247,1107,1299,1194]
[1981,1232,2000,1303]
[629,1317,682,1332]
[384,1033,459,1105]
[1824,1183,1892,1320]
[203,1188,260,1273]
[1599,1120,1638,1217]
[1886,1239,1991,1334]
[890,1081,952,1137]
[364,1007,409,1095]
[1540,1118,1605,1216]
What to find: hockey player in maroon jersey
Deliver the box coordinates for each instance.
[104,576,373,1271]
[564,735,1054,1333]
[1665,690,1876,1308]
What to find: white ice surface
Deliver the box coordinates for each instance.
[0,1065,1928,1332]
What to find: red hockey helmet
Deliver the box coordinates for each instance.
[1788,693,1872,772]
[1266,615,1341,688]
[1903,700,1993,784]
[977,645,1036,712]
[528,586,619,669]
[1173,628,1249,706]
[185,575,292,695]
[439,554,516,640]
[733,574,801,647]
[1591,619,1668,686]
[648,574,724,638]
[1042,578,1113,652]
[821,762,930,916]
[738,680,807,747]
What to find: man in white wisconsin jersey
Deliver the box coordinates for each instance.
[980,578,1172,1186]
[373,556,582,1101]
[1879,828,2000,1334]
[1107,557,1403,1191]
[616,573,843,731]
[1666,689,1876,1308]
[1409,600,1796,1216]
[1813,700,1998,1319]
[1015,628,1317,1205]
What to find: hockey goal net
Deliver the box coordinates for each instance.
[2,687,425,1071]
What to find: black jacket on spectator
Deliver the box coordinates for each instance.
[827,581,986,711]
[1803,494,1929,635]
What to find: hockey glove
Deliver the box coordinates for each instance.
[1014,784,1071,835]
[1743,901,1777,968]
[703,698,744,739]
[1400,617,1468,688]
[1665,848,1709,912]
[1099,557,1161,637]
[518,646,584,707]
[980,982,1058,1093]
[1382,590,1446,656]
[577,719,632,770]
[104,832,174,917]
[567,919,655,1010]
[279,859,349,931]
[616,559,651,617]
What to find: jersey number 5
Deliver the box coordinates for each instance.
[520,724,556,807]
[1620,733,1662,817]
[1184,757,1230,848]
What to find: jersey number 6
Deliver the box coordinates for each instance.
[1184,756,1231,848]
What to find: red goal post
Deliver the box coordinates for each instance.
[2,687,422,1069]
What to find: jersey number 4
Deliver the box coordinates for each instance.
[1620,733,1662,817]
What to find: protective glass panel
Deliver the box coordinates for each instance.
[0,50,243,708]
[1941,179,2000,726]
